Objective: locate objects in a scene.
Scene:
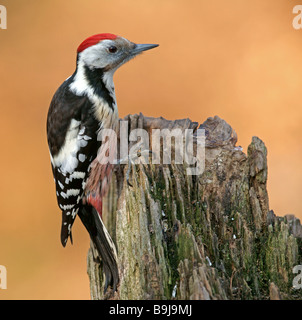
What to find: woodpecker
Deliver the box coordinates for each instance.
[47,33,158,292]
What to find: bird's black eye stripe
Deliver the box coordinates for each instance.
[108,46,117,53]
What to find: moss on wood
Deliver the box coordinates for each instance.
[87,114,302,300]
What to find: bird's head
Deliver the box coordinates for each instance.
[76,33,158,72]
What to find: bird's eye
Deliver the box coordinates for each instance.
[108,46,117,53]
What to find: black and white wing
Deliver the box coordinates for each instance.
[47,77,100,246]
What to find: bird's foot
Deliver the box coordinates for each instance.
[117,149,153,187]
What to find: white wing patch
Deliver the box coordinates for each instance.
[52,120,90,175]
[60,191,68,199]
[69,171,86,180]
[78,154,86,163]
[60,204,75,211]
[72,208,79,219]
[58,181,64,190]
[52,119,81,174]
[66,189,81,197]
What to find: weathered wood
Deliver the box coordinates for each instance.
[87,113,302,300]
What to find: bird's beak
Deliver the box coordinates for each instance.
[131,43,159,55]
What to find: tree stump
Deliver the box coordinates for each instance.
[87,113,302,300]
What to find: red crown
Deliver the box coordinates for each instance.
[77,33,118,53]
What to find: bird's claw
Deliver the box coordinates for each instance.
[118,148,154,188]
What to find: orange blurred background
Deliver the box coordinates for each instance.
[0,0,301,299]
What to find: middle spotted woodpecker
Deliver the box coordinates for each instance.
[47,33,158,291]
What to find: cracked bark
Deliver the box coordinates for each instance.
[87,113,302,300]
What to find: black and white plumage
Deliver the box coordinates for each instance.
[47,33,158,292]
